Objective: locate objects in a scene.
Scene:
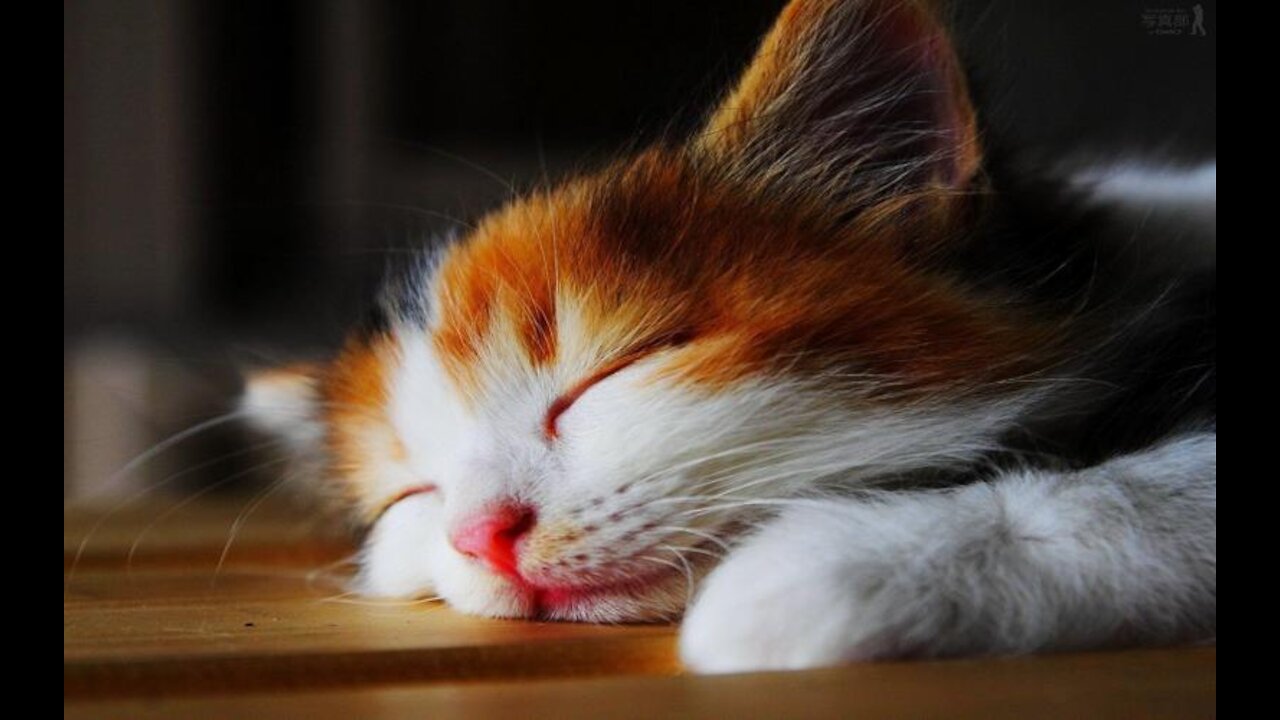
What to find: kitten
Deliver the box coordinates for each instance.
[243,0,1215,673]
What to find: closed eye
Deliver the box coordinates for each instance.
[543,355,641,441]
[543,331,695,441]
[367,483,438,526]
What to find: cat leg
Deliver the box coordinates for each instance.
[679,432,1216,673]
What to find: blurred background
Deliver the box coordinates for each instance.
[64,0,1215,502]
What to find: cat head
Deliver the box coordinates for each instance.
[242,0,1048,621]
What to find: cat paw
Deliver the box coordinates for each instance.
[679,557,863,673]
[678,507,955,673]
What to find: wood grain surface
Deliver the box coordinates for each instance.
[64,496,1216,718]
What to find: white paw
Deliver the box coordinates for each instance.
[355,499,439,598]
[678,506,959,673]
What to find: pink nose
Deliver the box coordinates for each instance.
[449,503,537,580]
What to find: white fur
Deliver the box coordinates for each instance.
[356,494,442,598]
[286,213,1216,670]
[680,432,1216,672]
[258,235,1216,671]
[240,371,324,450]
[239,0,1217,674]
[1071,161,1217,254]
[1072,162,1216,210]
[348,281,1042,624]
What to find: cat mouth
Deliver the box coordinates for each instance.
[515,539,726,621]
[522,566,676,616]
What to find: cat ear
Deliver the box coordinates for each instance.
[694,0,980,202]
[240,363,325,451]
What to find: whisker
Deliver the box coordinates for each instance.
[316,591,443,608]
[651,525,734,554]
[210,472,294,588]
[378,138,518,197]
[658,544,698,608]
[125,450,291,577]
[305,553,363,594]
[66,409,251,590]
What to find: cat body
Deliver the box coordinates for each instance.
[244,0,1215,672]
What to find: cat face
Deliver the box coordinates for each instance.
[243,0,1050,622]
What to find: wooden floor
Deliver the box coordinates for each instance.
[65,497,1216,718]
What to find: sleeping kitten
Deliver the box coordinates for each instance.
[243,0,1215,672]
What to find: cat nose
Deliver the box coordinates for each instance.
[449,503,537,580]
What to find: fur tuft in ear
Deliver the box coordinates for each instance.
[240,363,325,450]
[694,0,981,205]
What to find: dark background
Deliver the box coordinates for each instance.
[64,0,1215,498]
